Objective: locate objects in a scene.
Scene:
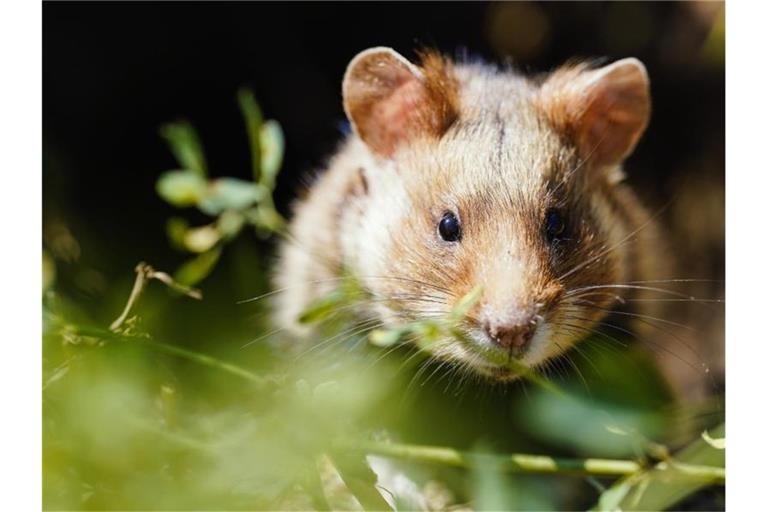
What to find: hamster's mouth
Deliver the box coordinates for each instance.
[447,324,556,381]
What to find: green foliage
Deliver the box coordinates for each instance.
[160,121,208,178]
[156,88,285,286]
[43,89,725,511]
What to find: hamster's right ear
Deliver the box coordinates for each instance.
[342,47,459,158]
[539,58,651,168]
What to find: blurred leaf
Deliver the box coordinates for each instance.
[331,453,393,511]
[594,477,634,512]
[160,121,208,177]
[449,285,482,321]
[250,206,286,234]
[173,247,222,286]
[701,6,725,68]
[369,328,405,348]
[260,120,284,189]
[183,225,221,253]
[298,290,346,325]
[469,449,517,511]
[701,430,725,450]
[166,217,190,251]
[238,88,263,182]
[156,170,207,207]
[198,178,265,216]
[43,250,56,293]
[520,390,664,458]
[217,210,246,239]
[594,423,725,511]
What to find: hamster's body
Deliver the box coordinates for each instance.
[274,48,668,382]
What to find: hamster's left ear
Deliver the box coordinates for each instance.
[539,58,651,168]
[342,47,459,158]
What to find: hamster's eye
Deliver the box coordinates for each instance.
[438,211,462,242]
[544,208,566,243]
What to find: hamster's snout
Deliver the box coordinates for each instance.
[481,310,540,356]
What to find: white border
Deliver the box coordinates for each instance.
[0,0,761,507]
[727,0,768,509]
[0,0,42,508]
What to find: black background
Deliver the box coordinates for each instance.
[43,1,724,283]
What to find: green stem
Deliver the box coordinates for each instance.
[73,326,269,388]
[345,441,725,485]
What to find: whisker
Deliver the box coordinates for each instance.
[557,200,673,282]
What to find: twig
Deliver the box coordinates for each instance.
[343,441,725,485]
[110,261,201,332]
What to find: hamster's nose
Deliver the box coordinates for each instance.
[483,319,537,354]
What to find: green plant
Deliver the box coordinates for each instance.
[155,88,285,286]
[43,91,725,511]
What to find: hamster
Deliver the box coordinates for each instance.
[272,47,667,382]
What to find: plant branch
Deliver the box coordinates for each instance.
[74,326,270,389]
[110,261,201,331]
[344,441,725,485]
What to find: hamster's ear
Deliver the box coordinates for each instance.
[539,58,650,167]
[342,47,459,157]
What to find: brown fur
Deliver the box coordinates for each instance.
[274,48,662,380]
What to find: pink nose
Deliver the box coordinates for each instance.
[484,320,536,353]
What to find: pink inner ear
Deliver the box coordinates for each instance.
[371,80,427,156]
[579,80,648,165]
[539,59,650,167]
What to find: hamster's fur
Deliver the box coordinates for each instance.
[273,48,668,383]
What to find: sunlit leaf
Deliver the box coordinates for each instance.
[217,209,246,239]
[198,178,265,216]
[156,170,207,207]
[701,430,725,450]
[173,246,222,286]
[598,423,725,511]
[260,120,284,188]
[369,328,405,347]
[183,225,220,253]
[160,121,208,177]
[251,206,286,234]
[449,285,482,321]
[297,290,345,325]
[594,476,634,512]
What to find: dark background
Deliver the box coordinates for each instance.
[42,4,725,509]
[43,1,724,286]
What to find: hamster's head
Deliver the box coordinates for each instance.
[340,48,651,379]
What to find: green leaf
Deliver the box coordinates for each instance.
[449,285,483,322]
[701,430,725,450]
[594,476,634,512]
[173,246,222,286]
[160,121,208,177]
[368,328,406,347]
[183,225,221,253]
[217,210,246,239]
[260,120,284,189]
[297,290,345,325]
[469,448,518,512]
[198,178,266,216]
[595,423,725,511]
[238,88,263,182]
[43,250,56,293]
[520,390,664,458]
[166,217,190,251]
[156,170,207,207]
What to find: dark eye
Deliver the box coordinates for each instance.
[544,208,566,243]
[438,211,462,242]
